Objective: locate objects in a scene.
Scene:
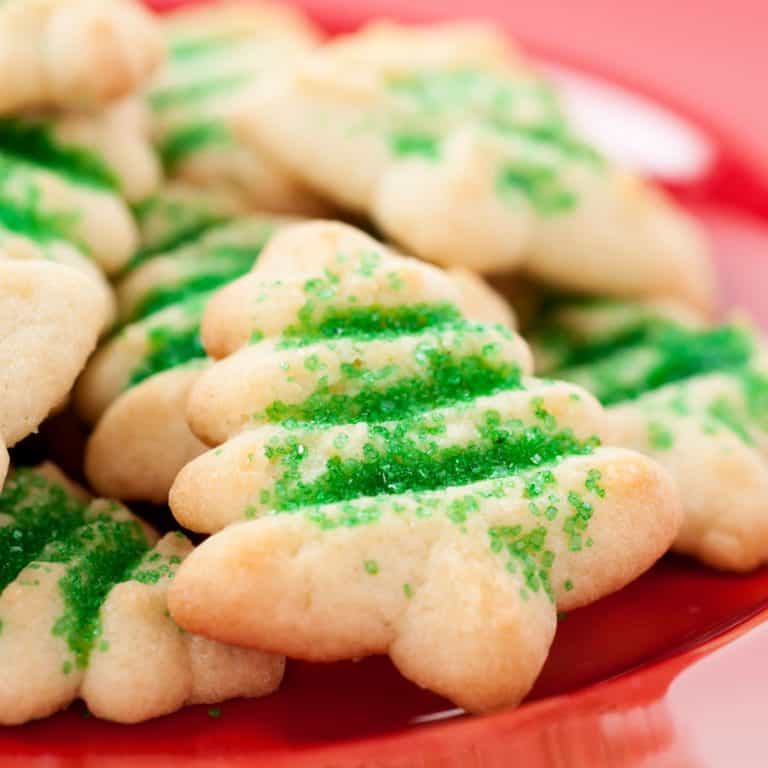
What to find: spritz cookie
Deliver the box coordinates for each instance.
[0,261,104,487]
[148,1,329,215]
[237,21,713,311]
[0,466,284,724]
[0,114,143,274]
[78,188,295,503]
[168,221,681,712]
[0,0,163,114]
[529,296,768,571]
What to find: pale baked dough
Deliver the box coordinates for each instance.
[168,220,682,712]
[236,21,713,311]
[0,0,164,114]
[0,467,284,724]
[148,1,329,214]
[0,261,103,487]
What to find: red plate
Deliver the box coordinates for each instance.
[4,2,768,765]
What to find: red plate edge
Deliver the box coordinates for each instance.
[3,3,768,766]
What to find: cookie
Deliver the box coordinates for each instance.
[78,189,294,503]
[0,466,284,724]
[147,1,329,215]
[236,21,713,311]
[167,221,682,712]
[0,115,142,274]
[529,296,768,571]
[0,0,163,114]
[0,261,104,487]
[48,98,161,203]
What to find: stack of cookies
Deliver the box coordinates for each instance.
[0,0,761,727]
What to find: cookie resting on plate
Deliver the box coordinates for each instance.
[528,295,768,571]
[0,466,284,725]
[0,0,163,114]
[235,21,714,312]
[0,261,103,487]
[167,221,682,712]
[147,1,329,215]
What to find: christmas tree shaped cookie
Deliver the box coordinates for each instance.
[148,1,328,215]
[0,465,284,724]
[167,222,681,712]
[529,296,768,571]
[236,22,713,311]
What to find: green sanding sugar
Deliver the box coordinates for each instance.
[266,411,597,511]
[47,518,149,669]
[0,470,89,591]
[280,303,465,347]
[159,120,232,172]
[0,119,118,190]
[127,324,206,387]
[548,318,755,405]
[148,72,252,112]
[262,343,524,426]
[0,194,78,245]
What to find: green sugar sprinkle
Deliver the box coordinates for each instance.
[265,411,597,511]
[128,324,206,387]
[148,72,252,112]
[0,119,118,190]
[169,35,237,61]
[0,472,198,671]
[0,470,89,591]
[496,161,577,215]
[262,344,523,427]
[706,397,754,445]
[388,69,562,132]
[279,303,465,347]
[130,198,231,271]
[563,491,593,552]
[648,421,675,450]
[488,524,555,600]
[127,299,209,387]
[390,132,441,159]
[0,184,79,245]
[363,560,379,575]
[208,706,222,719]
[159,120,232,172]
[128,243,260,323]
[48,518,149,669]
[549,321,755,406]
[403,583,414,598]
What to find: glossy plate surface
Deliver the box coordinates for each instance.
[3,2,768,765]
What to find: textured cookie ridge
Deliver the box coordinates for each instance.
[77,187,292,503]
[0,110,149,280]
[0,259,104,487]
[169,221,682,712]
[0,0,163,114]
[147,1,327,214]
[529,296,768,571]
[0,466,284,725]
